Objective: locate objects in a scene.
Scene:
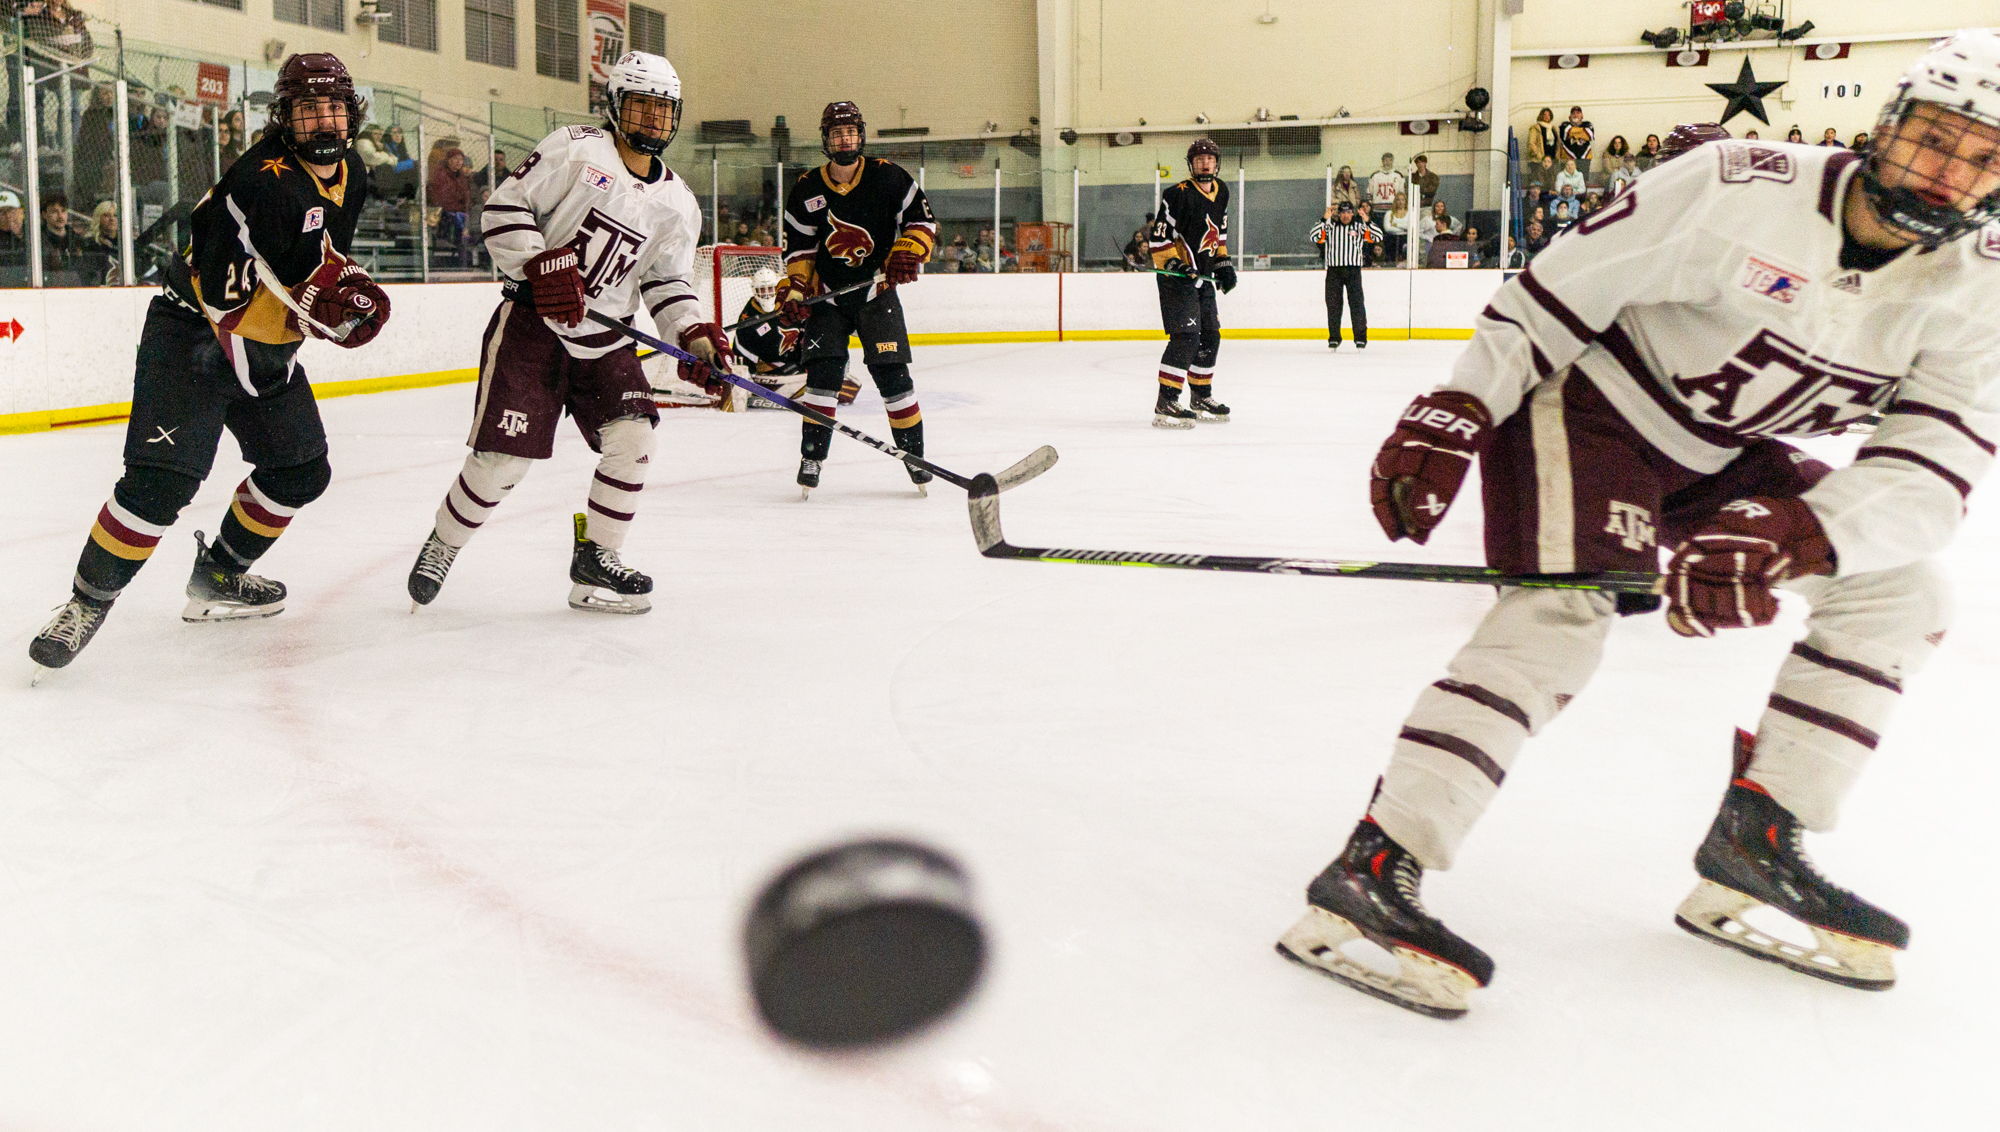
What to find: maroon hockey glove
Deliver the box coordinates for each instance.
[328,276,391,348]
[526,247,587,328]
[677,322,733,393]
[777,279,815,328]
[1370,390,1493,544]
[1665,496,1834,638]
[886,247,925,286]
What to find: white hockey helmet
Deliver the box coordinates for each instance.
[751,267,781,309]
[1862,29,2000,245]
[605,51,682,156]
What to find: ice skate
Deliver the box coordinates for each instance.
[183,532,286,622]
[1191,394,1231,422]
[797,458,822,500]
[29,595,113,681]
[906,461,932,497]
[1152,396,1196,430]
[1276,818,1493,1019]
[1675,731,1907,989]
[407,530,460,611]
[567,513,652,614]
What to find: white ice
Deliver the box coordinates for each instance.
[3,340,1994,1131]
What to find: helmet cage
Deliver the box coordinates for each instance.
[821,102,866,164]
[610,88,681,156]
[268,54,364,165]
[1859,92,2000,247]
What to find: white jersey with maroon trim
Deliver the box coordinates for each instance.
[482,123,704,359]
[1453,140,2000,576]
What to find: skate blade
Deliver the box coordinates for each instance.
[915,483,929,498]
[1152,415,1195,430]
[182,598,285,623]
[1674,879,1898,990]
[1275,906,1479,1019]
[799,486,813,501]
[567,584,652,615]
[30,665,49,687]
[1195,412,1231,423]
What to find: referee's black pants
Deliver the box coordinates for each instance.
[1324,266,1366,345]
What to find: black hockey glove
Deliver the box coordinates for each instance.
[1213,262,1238,294]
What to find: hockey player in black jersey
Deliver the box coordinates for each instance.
[30,52,390,677]
[730,268,859,411]
[1149,138,1237,428]
[777,100,938,497]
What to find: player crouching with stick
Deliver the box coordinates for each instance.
[406,51,723,615]
[1277,31,2000,1018]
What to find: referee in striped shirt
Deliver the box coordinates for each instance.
[1309,201,1378,349]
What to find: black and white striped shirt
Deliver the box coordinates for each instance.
[1309,218,1380,268]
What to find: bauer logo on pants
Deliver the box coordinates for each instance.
[500,409,530,436]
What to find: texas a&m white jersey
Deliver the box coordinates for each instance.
[482,123,704,358]
[1454,140,2000,575]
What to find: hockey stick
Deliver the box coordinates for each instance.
[720,273,886,336]
[586,311,1059,494]
[962,473,1665,594]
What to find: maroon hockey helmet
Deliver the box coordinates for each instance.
[269,53,365,164]
[1187,137,1221,183]
[821,101,866,164]
[1657,122,1731,164]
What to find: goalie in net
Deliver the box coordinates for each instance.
[730,268,859,410]
[648,248,857,410]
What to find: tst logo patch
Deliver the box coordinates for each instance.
[582,166,614,193]
[1738,256,1808,304]
[302,206,324,233]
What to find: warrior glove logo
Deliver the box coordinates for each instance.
[825,215,876,268]
[1198,216,1227,259]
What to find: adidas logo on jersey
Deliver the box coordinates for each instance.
[1832,271,1863,295]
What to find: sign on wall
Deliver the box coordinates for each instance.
[588,0,628,115]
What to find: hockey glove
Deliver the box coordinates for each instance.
[886,247,925,286]
[677,322,733,393]
[292,253,382,344]
[1370,390,1493,545]
[1213,262,1238,294]
[1664,496,1834,638]
[329,275,391,348]
[777,279,815,328]
[526,247,587,328]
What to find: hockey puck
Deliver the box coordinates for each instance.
[744,838,986,1049]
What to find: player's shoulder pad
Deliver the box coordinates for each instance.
[1973,223,2000,263]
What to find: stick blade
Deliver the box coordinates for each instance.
[993,445,1059,493]
[966,473,1005,554]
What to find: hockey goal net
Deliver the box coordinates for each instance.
[646,243,786,409]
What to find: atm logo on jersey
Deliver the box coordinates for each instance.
[1198,216,1227,258]
[1737,256,1808,305]
[825,215,876,268]
[568,209,648,297]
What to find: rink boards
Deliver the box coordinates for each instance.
[0,269,1506,434]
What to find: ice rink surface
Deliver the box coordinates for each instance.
[3,339,1994,1131]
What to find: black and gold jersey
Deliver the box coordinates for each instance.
[733,295,801,373]
[184,130,366,349]
[1149,178,1231,277]
[781,158,937,296]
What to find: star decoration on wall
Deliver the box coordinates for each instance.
[1706,57,1787,126]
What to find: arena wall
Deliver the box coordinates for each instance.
[0,271,1506,434]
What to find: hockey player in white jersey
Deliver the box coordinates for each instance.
[1277,31,2000,1018]
[404,51,724,614]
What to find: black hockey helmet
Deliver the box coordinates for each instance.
[1657,122,1732,164]
[268,53,365,165]
[1187,137,1221,183]
[821,101,866,165]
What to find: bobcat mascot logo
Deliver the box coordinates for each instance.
[826,215,877,268]
[1197,215,1227,259]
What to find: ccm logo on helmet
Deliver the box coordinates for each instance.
[1403,405,1481,441]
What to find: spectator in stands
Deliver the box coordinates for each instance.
[129,106,177,205]
[1427,198,1458,239]
[18,0,92,63]
[731,220,754,245]
[428,146,472,268]
[1548,187,1578,230]
[1601,134,1630,178]
[354,125,395,174]
[0,190,26,283]
[1529,153,1556,192]
[1553,157,1586,198]
[1502,234,1523,269]
[1609,155,1640,197]
[1353,201,1384,265]
[1523,218,1548,259]
[215,117,236,169]
[1367,153,1403,210]
[1459,226,1484,268]
[74,84,120,211]
[1851,131,1869,150]
[1122,227,1147,271]
[1410,154,1439,206]
[1382,191,1413,263]
[1819,127,1845,147]
[1743,129,1760,140]
[383,125,414,169]
[38,191,83,277]
[1786,126,1805,143]
[1558,105,1594,164]
[948,234,975,272]
[1519,184,1543,222]
[1330,165,1362,209]
[474,148,512,199]
[1636,133,1662,170]
[82,200,120,286]
[1528,107,1559,168]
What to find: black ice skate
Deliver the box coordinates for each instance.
[797,458,822,500]
[407,530,460,611]
[905,461,933,496]
[1276,818,1494,1019]
[29,594,112,681]
[1152,396,1196,430]
[184,532,286,622]
[568,513,652,614]
[1675,730,1907,989]
[1190,394,1231,422]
